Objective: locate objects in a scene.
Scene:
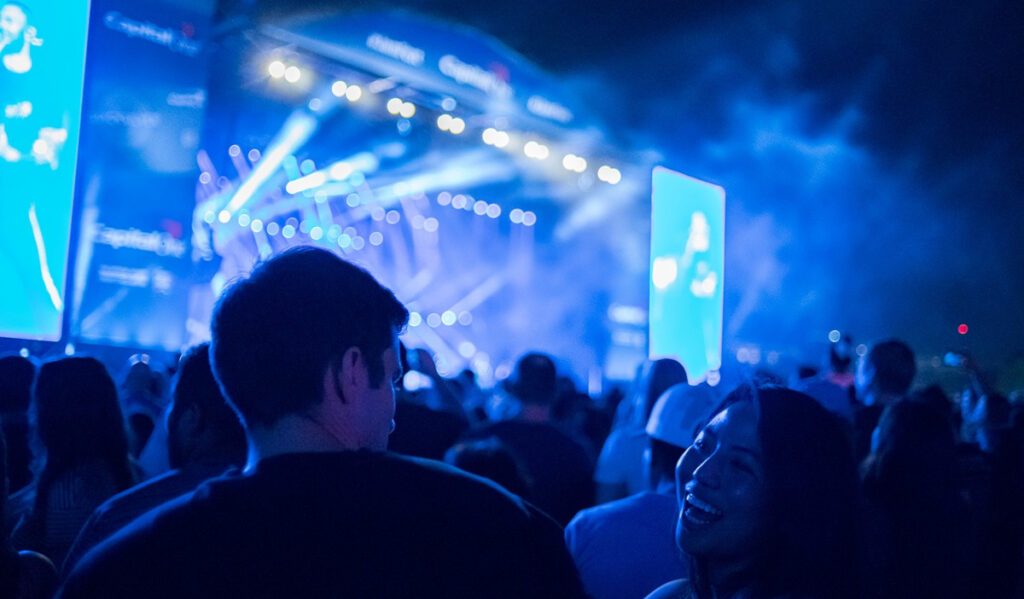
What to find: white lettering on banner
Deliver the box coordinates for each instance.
[94,225,187,258]
[98,265,175,293]
[167,90,206,108]
[366,33,425,67]
[438,55,513,99]
[91,110,160,129]
[527,95,573,124]
[104,12,201,56]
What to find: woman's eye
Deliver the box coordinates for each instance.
[731,459,756,476]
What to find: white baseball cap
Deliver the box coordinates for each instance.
[645,383,719,448]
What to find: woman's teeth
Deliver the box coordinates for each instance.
[685,493,724,523]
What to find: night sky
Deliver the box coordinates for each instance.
[235,0,1024,376]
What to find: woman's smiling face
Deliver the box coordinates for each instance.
[676,400,766,564]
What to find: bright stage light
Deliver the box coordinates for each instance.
[218,210,231,224]
[345,85,363,102]
[437,114,453,131]
[524,141,549,160]
[387,98,403,115]
[268,60,286,78]
[285,171,327,195]
[597,165,622,184]
[473,200,488,215]
[331,80,347,97]
[522,211,537,226]
[284,66,302,83]
[399,102,416,118]
[441,97,457,111]
[329,161,353,180]
[509,208,523,224]
[448,117,465,134]
[562,154,587,173]
[486,203,501,218]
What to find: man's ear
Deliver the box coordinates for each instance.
[329,347,367,405]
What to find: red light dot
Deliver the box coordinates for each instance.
[957,324,968,335]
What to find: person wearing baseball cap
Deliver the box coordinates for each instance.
[566,383,717,599]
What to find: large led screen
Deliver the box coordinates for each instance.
[649,166,725,383]
[0,0,90,340]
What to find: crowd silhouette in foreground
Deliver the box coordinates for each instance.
[0,246,1021,598]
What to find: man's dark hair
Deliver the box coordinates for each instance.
[867,339,916,396]
[169,343,247,467]
[211,247,408,428]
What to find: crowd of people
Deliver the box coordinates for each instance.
[0,245,1021,598]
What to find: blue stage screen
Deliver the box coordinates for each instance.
[69,0,212,352]
[0,0,90,340]
[649,166,725,383]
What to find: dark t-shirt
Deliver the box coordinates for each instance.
[59,451,585,599]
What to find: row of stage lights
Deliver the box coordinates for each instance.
[265,58,623,185]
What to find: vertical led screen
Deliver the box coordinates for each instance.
[0,0,90,340]
[649,166,725,383]
[69,0,212,351]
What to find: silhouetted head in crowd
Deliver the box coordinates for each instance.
[909,384,955,430]
[862,398,955,507]
[211,246,408,455]
[444,437,532,498]
[675,385,859,599]
[30,357,134,493]
[856,339,916,406]
[643,383,716,492]
[0,354,34,492]
[505,353,558,406]
[166,343,246,470]
[0,354,34,414]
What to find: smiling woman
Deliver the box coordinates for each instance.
[648,385,859,599]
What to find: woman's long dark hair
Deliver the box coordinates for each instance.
[27,357,135,523]
[686,384,860,599]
